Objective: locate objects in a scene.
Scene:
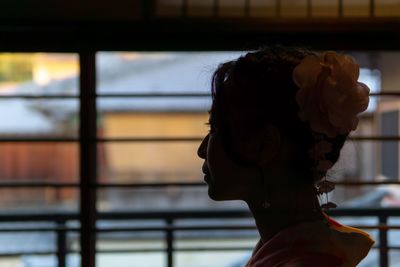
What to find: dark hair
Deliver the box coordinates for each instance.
[210,46,347,185]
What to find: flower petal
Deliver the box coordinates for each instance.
[293,55,322,88]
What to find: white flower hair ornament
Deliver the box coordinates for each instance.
[293,51,370,138]
[292,51,370,210]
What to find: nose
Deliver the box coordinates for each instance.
[197,134,209,159]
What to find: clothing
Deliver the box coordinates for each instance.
[245,214,374,267]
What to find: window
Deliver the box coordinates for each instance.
[1,50,400,267]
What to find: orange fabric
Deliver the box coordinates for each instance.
[246,215,374,267]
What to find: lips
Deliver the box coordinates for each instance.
[202,163,211,183]
[202,163,210,175]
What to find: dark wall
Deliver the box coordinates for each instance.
[1,0,144,21]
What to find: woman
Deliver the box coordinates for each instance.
[197,46,374,267]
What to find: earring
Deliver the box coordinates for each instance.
[316,177,337,210]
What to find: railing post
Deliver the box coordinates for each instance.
[56,219,67,267]
[79,51,97,267]
[166,218,174,267]
[379,215,389,267]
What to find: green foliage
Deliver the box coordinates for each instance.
[0,54,33,82]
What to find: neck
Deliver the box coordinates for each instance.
[246,185,324,242]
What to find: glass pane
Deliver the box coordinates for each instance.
[0,231,55,253]
[188,0,214,16]
[358,249,379,267]
[98,142,203,184]
[343,0,370,17]
[219,0,245,17]
[281,0,307,17]
[390,250,400,266]
[0,53,78,96]
[0,143,79,183]
[312,0,338,17]
[250,0,276,17]
[97,98,209,138]
[176,251,250,267]
[328,185,400,208]
[330,139,400,186]
[23,255,58,267]
[175,232,257,250]
[0,99,79,138]
[99,112,208,138]
[0,188,78,211]
[97,231,164,251]
[0,255,57,267]
[376,0,400,16]
[67,253,80,267]
[389,230,400,247]
[156,0,183,16]
[97,187,246,212]
[0,221,79,266]
[96,52,243,94]
[96,253,164,267]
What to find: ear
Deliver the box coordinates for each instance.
[257,125,281,165]
[239,125,281,165]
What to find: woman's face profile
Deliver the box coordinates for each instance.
[197,126,260,201]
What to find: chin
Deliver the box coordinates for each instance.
[207,186,223,201]
[207,187,236,201]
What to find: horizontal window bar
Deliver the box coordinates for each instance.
[96,137,202,142]
[95,92,400,97]
[95,224,400,232]
[0,208,399,222]
[96,93,210,97]
[370,92,400,96]
[97,225,255,232]
[95,248,257,253]
[0,95,78,99]
[0,227,79,232]
[0,182,79,188]
[98,208,400,220]
[2,223,399,233]
[94,246,400,253]
[336,181,400,186]
[0,137,78,142]
[0,251,59,257]
[95,181,400,188]
[96,136,400,142]
[349,136,400,141]
[0,250,79,257]
[0,136,400,143]
[95,182,205,188]
[0,92,390,99]
[1,246,398,258]
[0,213,79,221]
[1,181,400,188]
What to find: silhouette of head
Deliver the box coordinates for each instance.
[198,46,348,201]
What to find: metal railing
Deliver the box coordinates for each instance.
[0,208,399,267]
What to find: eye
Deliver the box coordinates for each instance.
[205,122,215,133]
[205,122,216,134]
